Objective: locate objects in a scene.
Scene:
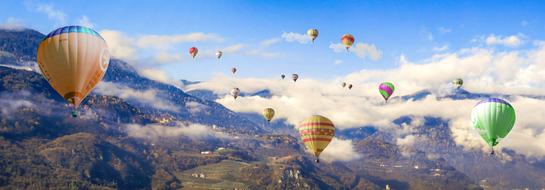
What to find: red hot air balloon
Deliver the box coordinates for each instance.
[189,47,198,59]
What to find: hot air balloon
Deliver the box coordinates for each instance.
[230,88,240,99]
[307,28,319,43]
[281,74,286,80]
[348,84,353,90]
[452,78,463,89]
[189,47,198,59]
[341,82,347,88]
[216,50,223,59]
[341,34,355,51]
[298,115,335,163]
[231,67,237,75]
[379,82,395,102]
[262,108,275,122]
[292,74,299,82]
[37,26,110,117]
[471,98,516,155]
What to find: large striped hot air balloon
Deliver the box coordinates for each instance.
[379,82,395,102]
[262,108,275,122]
[471,98,516,155]
[189,47,198,59]
[298,115,335,163]
[37,26,110,117]
[341,34,355,51]
[307,28,319,43]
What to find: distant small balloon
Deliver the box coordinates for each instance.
[348,84,353,90]
[189,47,198,59]
[230,88,240,99]
[281,74,286,80]
[231,67,237,74]
[292,74,299,82]
[341,34,355,51]
[216,50,223,59]
[307,28,319,43]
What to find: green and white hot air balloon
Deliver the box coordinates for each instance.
[471,98,516,155]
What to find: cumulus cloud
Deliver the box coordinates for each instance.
[281,32,311,44]
[480,34,525,47]
[433,45,449,52]
[330,42,382,61]
[33,4,66,25]
[319,138,362,162]
[77,15,94,28]
[100,30,138,61]
[95,82,179,112]
[186,42,545,158]
[136,32,224,50]
[125,122,225,139]
[438,27,452,34]
[186,101,209,115]
[0,17,25,31]
[260,38,281,47]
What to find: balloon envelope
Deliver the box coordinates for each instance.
[341,34,355,50]
[307,28,319,43]
[292,74,299,82]
[298,115,335,162]
[262,108,275,122]
[452,78,463,89]
[189,47,198,58]
[216,50,223,59]
[471,98,516,147]
[379,82,395,102]
[37,26,110,108]
[230,88,240,99]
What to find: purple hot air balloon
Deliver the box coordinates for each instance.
[379,82,395,102]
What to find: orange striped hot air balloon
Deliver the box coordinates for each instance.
[298,115,335,163]
[37,26,110,117]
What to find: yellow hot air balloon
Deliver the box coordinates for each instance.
[307,28,319,43]
[37,26,110,117]
[262,108,275,122]
[298,115,335,163]
[341,34,355,51]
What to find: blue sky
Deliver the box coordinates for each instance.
[1,0,544,81]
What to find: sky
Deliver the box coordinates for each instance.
[1,0,545,81]
[2,0,545,161]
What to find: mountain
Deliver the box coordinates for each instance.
[0,28,387,190]
[1,28,543,189]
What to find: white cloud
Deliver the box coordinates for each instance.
[351,43,382,61]
[244,49,282,59]
[319,138,362,162]
[0,17,25,31]
[187,42,545,158]
[186,101,209,115]
[77,15,94,28]
[438,27,452,34]
[433,45,449,52]
[125,122,225,140]
[136,33,224,50]
[100,30,138,61]
[330,42,382,61]
[95,82,179,112]
[482,34,525,47]
[281,32,310,44]
[34,4,66,25]
[334,60,343,65]
[260,38,281,47]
